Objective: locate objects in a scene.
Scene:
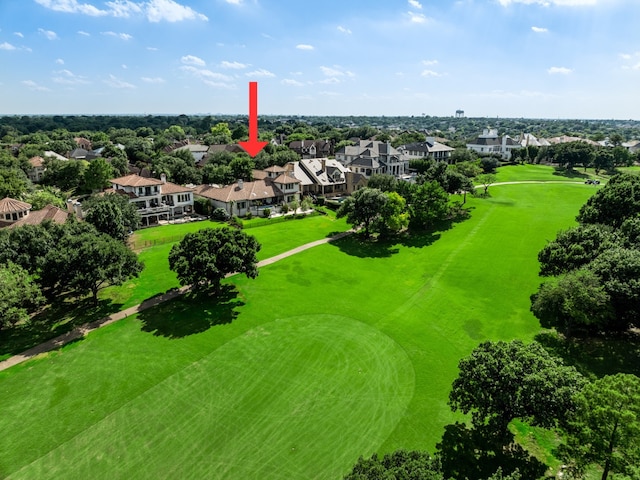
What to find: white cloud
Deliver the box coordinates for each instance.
[180,65,234,83]
[548,66,573,74]
[246,68,275,77]
[498,0,598,6]
[220,60,249,69]
[422,59,438,66]
[408,0,423,8]
[531,26,548,33]
[281,79,304,87]
[147,46,159,51]
[318,77,341,84]
[101,31,133,40]
[224,0,242,4]
[36,0,207,22]
[408,11,428,23]
[38,28,58,40]
[22,80,50,91]
[34,0,108,16]
[0,42,16,50]
[181,55,206,66]
[145,0,208,22]
[337,26,352,34]
[105,0,143,17]
[52,69,90,85]
[122,64,128,69]
[296,44,314,50]
[320,65,355,78]
[421,70,443,77]
[56,58,65,64]
[14,32,24,38]
[619,53,632,60]
[104,74,136,89]
[141,76,165,83]
[78,30,90,36]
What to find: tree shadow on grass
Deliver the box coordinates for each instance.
[0,296,123,358]
[139,284,244,339]
[331,233,401,258]
[552,167,589,179]
[535,330,640,379]
[437,422,548,480]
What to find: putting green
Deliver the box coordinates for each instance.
[11,315,414,480]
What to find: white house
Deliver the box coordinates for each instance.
[108,174,194,226]
[397,138,456,163]
[467,128,521,160]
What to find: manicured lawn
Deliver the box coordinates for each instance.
[494,164,609,183]
[0,183,599,479]
[101,213,349,309]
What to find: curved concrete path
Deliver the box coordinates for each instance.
[0,229,355,372]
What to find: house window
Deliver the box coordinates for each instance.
[177,194,191,203]
[238,201,246,209]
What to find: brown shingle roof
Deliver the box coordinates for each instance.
[8,204,69,228]
[194,180,281,203]
[264,165,287,173]
[110,174,163,187]
[0,197,31,213]
[29,156,44,167]
[272,173,301,184]
[160,182,193,194]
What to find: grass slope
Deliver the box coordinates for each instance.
[0,183,596,479]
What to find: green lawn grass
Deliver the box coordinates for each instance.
[494,164,609,183]
[0,183,600,479]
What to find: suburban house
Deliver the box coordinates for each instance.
[28,156,46,182]
[397,138,456,163]
[289,158,366,196]
[107,174,194,226]
[8,204,69,229]
[0,197,32,228]
[623,140,640,154]
[174,143,210,164]
[194,167,301,217]
[288,140,333,159]
[335,140,409,177]
[466,128,521,160]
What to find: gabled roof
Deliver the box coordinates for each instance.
[194,180,282,203]
[297,158,350,186]
[264,165,287,173]
[272,173,301,184]
[110,174,163,187]
[9,204,69,229]
[29,156,44,167]
[160,181,194,194]
[0,197,31,213]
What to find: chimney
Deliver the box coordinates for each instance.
[238,179,244,190]
[160,173,167,184]
[321,158,326,171]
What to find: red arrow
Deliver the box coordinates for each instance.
[238,81,268,157]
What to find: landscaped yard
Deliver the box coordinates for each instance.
[0,181,606,479]
[494,163,609,183]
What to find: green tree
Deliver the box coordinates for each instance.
[229,155,254,181]
[0,167,30,199]
[45,230,143,304]
[537,224,618,277]
[476,173,497,196]
[209,122,232,144]
[168,228,261,290]
[408,180,449,230]
[42,158,87,192]
[579,174,640,227]
[588,246,640,330]
[22,187,67,210]
[336,187,388,237]
[560,374,640,480]
[84,193,141,241]
[344,450,444,480]
[83,157,114,192]
[449,340,586,432]
[451,160,482,179]
[380,191,408,235]
[0,262,44,330]
[367,174,397,192]
[530,269,614,336]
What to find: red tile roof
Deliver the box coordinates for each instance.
[8,204,69,228]
[110,174,163,187]
[0,197,31,214]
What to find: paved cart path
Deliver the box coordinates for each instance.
[0,229,355,372]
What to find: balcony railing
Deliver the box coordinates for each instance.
[138,205,170,215]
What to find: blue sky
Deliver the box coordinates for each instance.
[0,0,638,118]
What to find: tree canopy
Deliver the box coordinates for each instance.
[84,193,141,242]
[560,373,640,480]
[449,340,586,432]
[168,228,261,290]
